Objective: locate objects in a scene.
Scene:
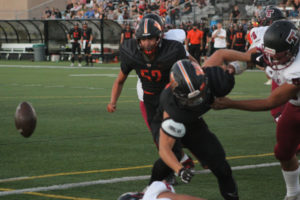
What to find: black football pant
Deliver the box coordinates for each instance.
[189,44,201,63]
[149,118,239,200]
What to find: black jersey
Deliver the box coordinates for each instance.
[233,30,246,46]
[122,29,134,40]
[157,67,235,124]
[82,28,92,41]
[120,39,187,95]
[69,28,82,42]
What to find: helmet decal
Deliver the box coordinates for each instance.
[286,29,299,45]
[178,60,195,92]
[266,9,274,18]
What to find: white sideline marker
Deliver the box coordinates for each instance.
[0,162,282,197]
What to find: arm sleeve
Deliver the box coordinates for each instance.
[205,67,235,97]
[120,61,132,75]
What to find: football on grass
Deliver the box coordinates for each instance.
[15,102,37,138]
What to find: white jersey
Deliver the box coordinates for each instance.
[265,47,300,106]
[249,26,269,49]
[137,29,189,101]
[142,181,175,200]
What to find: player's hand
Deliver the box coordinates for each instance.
[178,167,194,183]
[211,97,232,110]
[107,103,116,113]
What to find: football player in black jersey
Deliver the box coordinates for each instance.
[81,22,93,66]
[107,18,187,135]
[147,58,248,200]
[67,23,82,67]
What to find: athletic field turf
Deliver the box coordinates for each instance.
[0,61,288,200]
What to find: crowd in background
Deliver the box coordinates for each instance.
[41,0,300,63]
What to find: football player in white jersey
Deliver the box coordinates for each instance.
[118,181,206,200]
[248,5,286,120]
[212,20,300,200]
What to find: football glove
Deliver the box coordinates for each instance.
[178,167,194,183]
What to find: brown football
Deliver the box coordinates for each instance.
[15,102,37,138]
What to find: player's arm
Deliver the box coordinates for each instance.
[203,49,252,67]
[89,33,93,47]
[120,33,124,44]
[159,112,183,175]
[67,32,71,42]
[231,35,236,49]
[185,37,190,51]
[107,70,128,113]
[213,83,300,110]
[158,191,206,200]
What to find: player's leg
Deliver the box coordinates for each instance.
[182,119,239,200]
[71,44,76,66]
[274,103,300,199]
[77,43,82,67]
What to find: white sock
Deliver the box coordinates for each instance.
[180,153,189,163]
[282,167,300,197]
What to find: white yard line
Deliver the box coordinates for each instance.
[0,161,281,197]
[0,65,120,70]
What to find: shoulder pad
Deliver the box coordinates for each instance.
[161,118,185,138]
[120,39,144,66]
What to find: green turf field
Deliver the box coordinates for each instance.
[0,61,287,200]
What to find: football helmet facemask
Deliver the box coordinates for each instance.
[262,20,300,70]
[135,18,162,56]
[170,59,208,107]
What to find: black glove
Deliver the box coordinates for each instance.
[251,52,267,68]
[178,167,194,183]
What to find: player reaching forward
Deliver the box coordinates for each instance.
[213,20,300,200]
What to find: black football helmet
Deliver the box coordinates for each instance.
[258,6,284,26]
[262,20,300,70]
[135,18,162,55]
[117,192,143,200]
[170,59,208,107]
[142,13,165,31]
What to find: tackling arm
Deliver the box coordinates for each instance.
[158,112,183,175]
[107,70,128,112]
[203,49,252,67]
[213,83,300,111]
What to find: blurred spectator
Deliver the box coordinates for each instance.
[231,23,247,52]
[182,0,192,15]
[120,23,135,44]
[230,5,240,23]
[117,8,124,24]
[211,22,227,53]
[149,1,159,11]
[130,1,138,16]
[84,7,95,18]
[66,0,74,13]
[162,12,171,25]
[185,23,203,63]
[44,7,52,19]
[197,0,207,8]
[226,24,235,49]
